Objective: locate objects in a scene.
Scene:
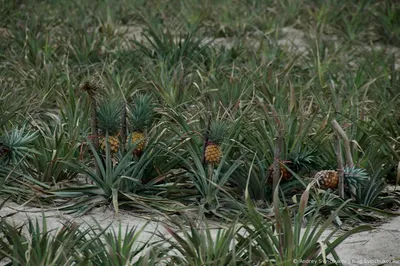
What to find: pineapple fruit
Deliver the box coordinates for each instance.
[205,121,228,165]
[205,143,222,164]
[99,135,120,154]
[315,170,339,189]
[267,161,293,184]
[127,94,155,156]
[314,167,369,190]
[97,98,122,154]
[127,131,145,155]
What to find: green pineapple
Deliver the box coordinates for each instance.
[97,97,123,154]
[127,94,155,156]
[205,121,229,165]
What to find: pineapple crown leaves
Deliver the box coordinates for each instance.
[0,126,39,163]
[97,97,123,134]
[0,127,38,150]
[207,120,230,144]
[344,166,370,186]
[287,148,320,172]
[128,94,156,132]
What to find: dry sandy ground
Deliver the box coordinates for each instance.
[1,201,400,266]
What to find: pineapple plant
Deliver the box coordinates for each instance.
[315,167,369,190]
[266,149,319,184]
[97,98,123,154]
[204,121,229,165]
[127,94,155,156]
[0,127,38,166]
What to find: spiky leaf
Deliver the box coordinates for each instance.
[0,126,39,166]
[208,120,229,145]
[128,94,156,132]
[97,97,123,135]
[344,167,370,188]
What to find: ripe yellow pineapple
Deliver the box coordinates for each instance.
[315,170,339,189]
[205,121,228,165]
[97,97,122,155]
[205,143,222,164]
[99,135,120,154]
[127,131,145,155]
[127,94,155,156]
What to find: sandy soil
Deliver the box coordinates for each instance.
[1,201,400,266]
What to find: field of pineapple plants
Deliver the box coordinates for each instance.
[1,0,400,265]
